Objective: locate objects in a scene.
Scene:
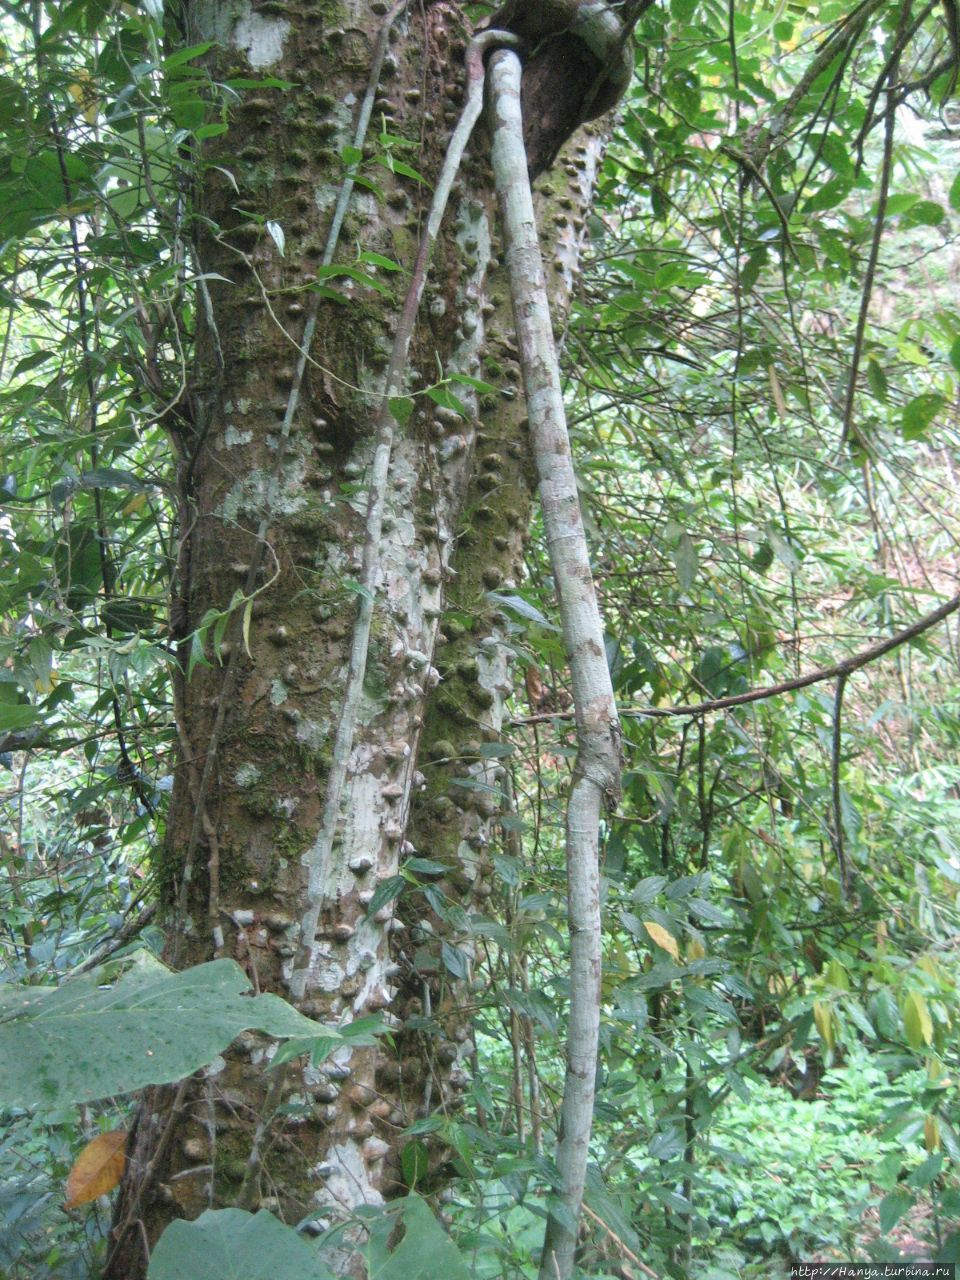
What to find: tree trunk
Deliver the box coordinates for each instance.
[106,2,609,1274]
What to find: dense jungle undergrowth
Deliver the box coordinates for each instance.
[2,0,960,1276]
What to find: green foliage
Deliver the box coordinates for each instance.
[696,1056,906,1261]
[365,1194,473,1280]
[2,0,960,1276]
[0,958,325,1108]
[145,1196,472,1280]
[147,1209,336,1280]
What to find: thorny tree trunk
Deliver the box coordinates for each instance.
[107,1,612,1275]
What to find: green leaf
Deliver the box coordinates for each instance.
[842,998,875,1038]
[389,396,414,426]
[885,192,920,217]
[906,1152,943,1189]
[750,540,774,573]
[803,177,852,213]
[269,1032,344,1070]
[194,122,229,140]
[446,372,498,394]
[358,251,402,272]
[0,702,40,731]
[12,350,54,375]
[78,467,148,492]
[441,941,469,979]
[903,990,933,1049]
[223,77,294,91]
[425,385,469,417]
[902,199,944,227]
[162,42,214,72]
[404,857,447,876]
[866,359,888,401]
[0,959,323,1107]
[878,1188,913,1235]
[949,169,960,212]
[377,156,429,186]
[186,627,210,680]
[364,875,406,918]
[672,532,697,591]
[147,1209,335,1280]
[902,393,946,442]
[400,1140,430,1189]
[767,528,801,571]
[740,250,766,294]
[486,592,559,631]
[366,1195,470,1280]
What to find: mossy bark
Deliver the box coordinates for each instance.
[106,2,611,1274]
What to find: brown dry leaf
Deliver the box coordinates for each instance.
[642,920,680,962]
[64,1129,127,1208]
[525,663,544,711]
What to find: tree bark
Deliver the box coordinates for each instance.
[489,49,621,1280]
[106,2,610,1274]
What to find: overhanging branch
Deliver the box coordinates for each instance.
[513,591,960,726]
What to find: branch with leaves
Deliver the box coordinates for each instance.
[515,591,960,725]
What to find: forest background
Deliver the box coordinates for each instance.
[1,0,959,1277]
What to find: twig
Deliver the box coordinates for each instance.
[841,3,911,447]
[719,144,798,260]
[830,672,849,896]
[513,590,960,725]
[64,902,158,977]
[749,0,885,170]
[581,1203,661,1280]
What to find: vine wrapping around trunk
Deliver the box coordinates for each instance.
[487,47,623,1280]
[290,27,518,1000]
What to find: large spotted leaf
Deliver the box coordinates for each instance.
[147,1209,335,1280]
[0,958,324,1107]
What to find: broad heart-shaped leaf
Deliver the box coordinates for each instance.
[366,1194,470,1280]
[0,959,324,1108]
[147,1209,335,1280]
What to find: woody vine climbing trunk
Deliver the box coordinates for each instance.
[106,1,631,1276]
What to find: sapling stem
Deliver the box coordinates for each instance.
[488,46,622,1280]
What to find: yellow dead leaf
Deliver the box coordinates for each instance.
[242,597,254,657]
[643,920,679,962]
[122,492,148,517]
[67,70,99,125]
[64,1129,127,1208]
[924,1113,941,1153]
[767,364,786,418]
[903,990,933,1050]
[813,999,835,1053]
[686,936,706,963]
